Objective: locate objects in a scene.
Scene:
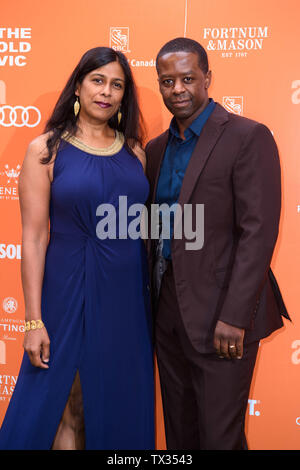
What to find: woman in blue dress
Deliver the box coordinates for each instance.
[0,47,154,450]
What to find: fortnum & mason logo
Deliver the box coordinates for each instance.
[203,26,269,59]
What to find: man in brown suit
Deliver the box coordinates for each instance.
[145,38,290,450]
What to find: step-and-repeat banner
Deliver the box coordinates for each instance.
[0,0,299,450]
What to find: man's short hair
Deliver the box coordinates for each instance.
[156,37,209,74]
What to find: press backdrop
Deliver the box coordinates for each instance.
[0,0,299,450]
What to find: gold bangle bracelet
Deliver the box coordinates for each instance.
[25,319,45,332]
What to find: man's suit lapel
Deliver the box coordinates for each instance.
[177,103,229,206]
[149,103,229,206]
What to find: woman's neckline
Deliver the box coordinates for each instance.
[62,130,124,156]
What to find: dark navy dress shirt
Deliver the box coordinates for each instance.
[155,98,216,260]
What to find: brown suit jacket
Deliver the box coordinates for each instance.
[145,102,290,353]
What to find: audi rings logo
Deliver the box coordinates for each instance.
[0,105,41,128]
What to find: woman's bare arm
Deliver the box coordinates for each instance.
[19,133,53,368]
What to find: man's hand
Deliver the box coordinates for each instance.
[213,320,245,359]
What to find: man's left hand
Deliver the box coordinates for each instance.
[213,320,245,359]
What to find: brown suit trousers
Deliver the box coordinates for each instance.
[156,262,259,450]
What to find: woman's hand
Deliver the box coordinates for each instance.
[23,327,50,369]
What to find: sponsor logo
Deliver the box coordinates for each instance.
[0,79,5,104]
[0,321,25,336]
[0,318,25,340]
[0,81,41,136]
[291,340,300,364]
[0,27,32,66]
[203,26,269,58]
[2,297,18,314]
[0,105,41,127]
[1,297,24,343]
[1,163,21,183]
[108,28,155,67]
[0,375,17,401]
[291,80,300,104]
[248,399,260,416]
[222,96,243,115]
[0,164,20,201]
[110,27,130,53]
[0,243,22,259]
[130,58,156,67]
[0,340,5,364]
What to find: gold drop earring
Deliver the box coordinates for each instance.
[74,97,80,117]
[117,107,122,125]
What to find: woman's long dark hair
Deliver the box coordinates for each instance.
[41,47,145,164]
